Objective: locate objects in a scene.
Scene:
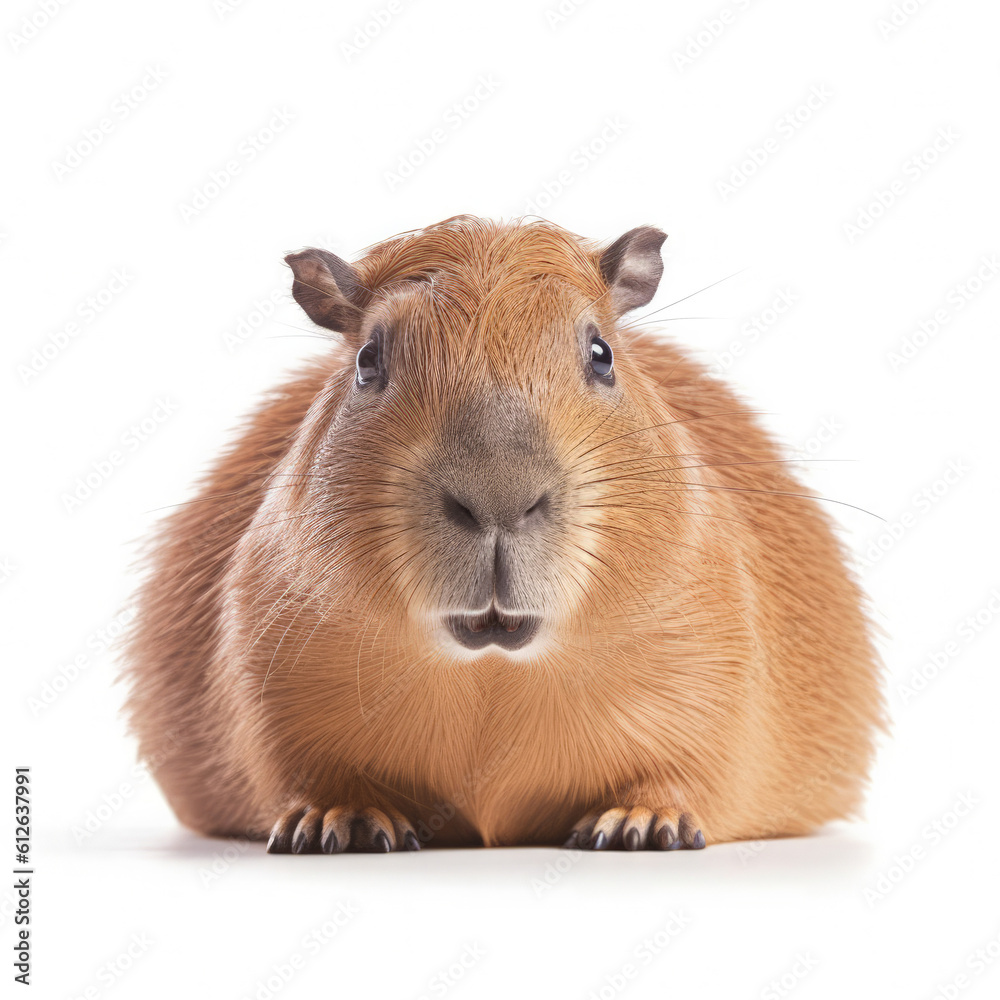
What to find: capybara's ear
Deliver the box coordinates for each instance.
[285,248,365,335]
[598,227,667,317]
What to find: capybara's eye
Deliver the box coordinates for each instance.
[355,339,381,385]
[589,334,614,378]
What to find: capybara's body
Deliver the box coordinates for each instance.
[122,216,883,852]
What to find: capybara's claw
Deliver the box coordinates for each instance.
[266,804,420,854]
[567,806,707,851]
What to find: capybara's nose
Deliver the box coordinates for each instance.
[440,488,552,534]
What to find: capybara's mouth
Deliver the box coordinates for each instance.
[446,607,540,651]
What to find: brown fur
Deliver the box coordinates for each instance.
[121,216,884,848]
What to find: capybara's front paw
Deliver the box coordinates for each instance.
[564,806,707,851]
[266,805,421,854]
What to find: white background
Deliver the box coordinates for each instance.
[4,0,1000,997]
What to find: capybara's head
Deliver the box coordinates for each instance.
[271,216,709,662]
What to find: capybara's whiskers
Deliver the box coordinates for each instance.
[623,267,748,328]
